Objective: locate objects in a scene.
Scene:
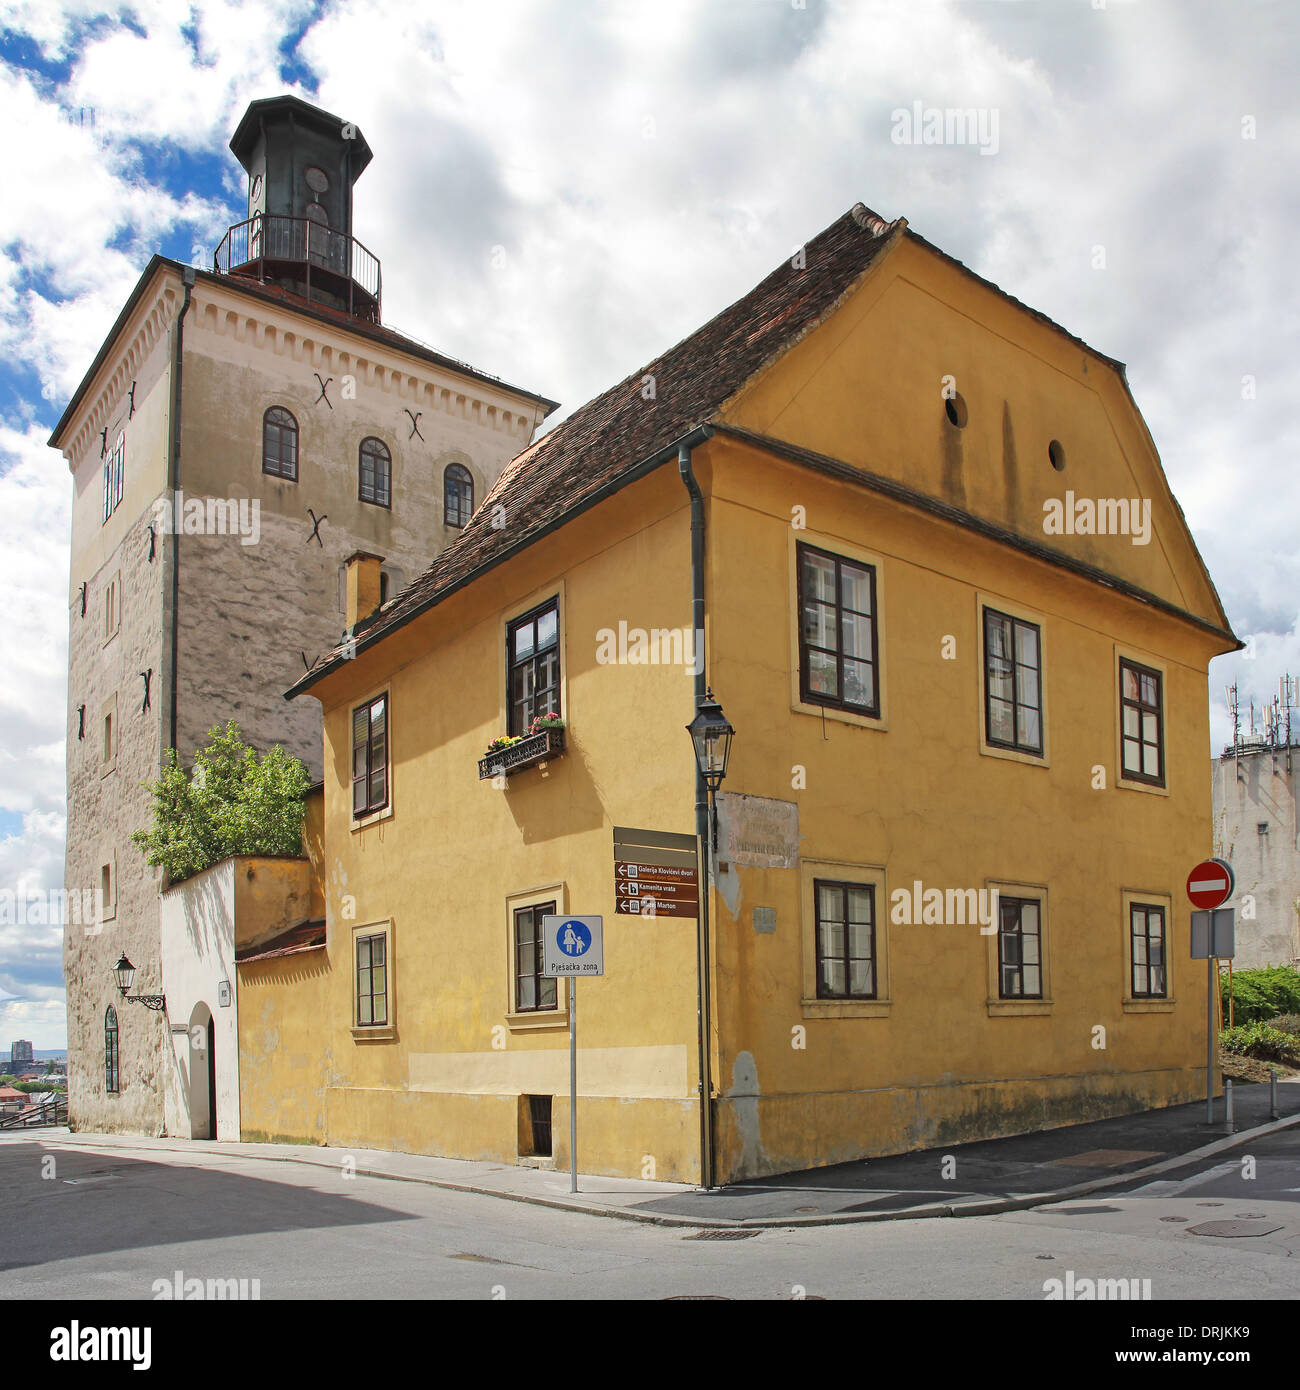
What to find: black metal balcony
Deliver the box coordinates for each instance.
[214,214,382,323]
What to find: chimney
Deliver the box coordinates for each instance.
[344,551,385,630]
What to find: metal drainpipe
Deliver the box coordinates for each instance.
[166,265,196,756]
[679,440,715,1191]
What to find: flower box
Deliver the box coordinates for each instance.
[478,725,566,780]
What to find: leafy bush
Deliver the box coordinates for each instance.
[131,721,310,883]
[1221,966,1300,1026]
[1220,1020,1300,1066]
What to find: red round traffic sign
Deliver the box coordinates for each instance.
[1187,857,1234,910]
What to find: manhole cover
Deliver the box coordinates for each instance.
[1160,1216,1189,1223]
[1186,1219,1283,1238]
[1054,1205,1121,1215]
[683,1229,759,1241]
[795,1206,820,1214]
[662,1295,733,1300]
[1196,1201,1223,1207]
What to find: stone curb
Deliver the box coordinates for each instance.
[12,1108,1300,1231]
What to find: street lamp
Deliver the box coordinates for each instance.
[686,688,734,794]
[685,688,733,1194]
[112,954,166,1012]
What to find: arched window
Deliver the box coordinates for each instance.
[104,1005,119,1094]
[444,463,473,528]
[359,437,391,508]
[262,406,298,480]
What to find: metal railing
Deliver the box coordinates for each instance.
[0,1095,68,1129]
[214,214,382,319]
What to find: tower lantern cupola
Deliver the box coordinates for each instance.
[215,95,381,323]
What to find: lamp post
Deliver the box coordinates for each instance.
[686,687,734,844]
[685,688,734,1192]
[112,954,166,1012]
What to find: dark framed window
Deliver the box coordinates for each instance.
[998,897,1042,999]
[444,463,474,528]
[1130,904,1167,998]
[797,543,879,716]
[351,694,388,817]
[262,407,298,480]
[507,599,560,735]
[102,431,124,522]
[514,902,558,1012]
[104,1006,119,1094]
[984,608,1043,754]
[359,436,391,507]
[814,879,876,999]
[1120,659,1164,785]
[355,932,388,1026]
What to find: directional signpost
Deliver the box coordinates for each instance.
[613,827,699,918]
[541,915,603,1194]
[1187,858,1235,1123]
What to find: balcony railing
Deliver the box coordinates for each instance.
[214,214,382,321]
[478,726,566,781]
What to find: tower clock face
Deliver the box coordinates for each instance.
[304,166,329,194]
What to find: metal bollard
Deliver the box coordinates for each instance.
[1223,1078,1234,1134]
[1270,1067,1279,1121]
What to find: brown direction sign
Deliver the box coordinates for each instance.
[615,895,698,918]
[613,826,700,920]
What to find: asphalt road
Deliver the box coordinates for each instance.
[1,1133,1296,1302]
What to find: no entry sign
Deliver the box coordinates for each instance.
[1186,857,1234,910]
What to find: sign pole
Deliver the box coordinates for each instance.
[569,975,578,1194]
[1187,858,1234,1125]
[1206,955,1214,1124]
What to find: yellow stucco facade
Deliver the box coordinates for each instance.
[241,223,1237,1184]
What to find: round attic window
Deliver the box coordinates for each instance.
[305,166,330,193]
[944,393,968,428]
[1048,439,1066,471]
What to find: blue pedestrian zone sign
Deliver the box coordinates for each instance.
[541,915,604,977]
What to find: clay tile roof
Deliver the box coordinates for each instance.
[289,202,901,695]
[235,919,327,964]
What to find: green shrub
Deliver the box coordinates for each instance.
[1221,966,1300,1026]
[131,721,310,884]
[1220,1020,1300,1066]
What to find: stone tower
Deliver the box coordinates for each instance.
[53,96,555,1135]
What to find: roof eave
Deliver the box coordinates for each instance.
[285,421,717,700]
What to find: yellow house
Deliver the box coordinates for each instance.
[244,203,1238,1185]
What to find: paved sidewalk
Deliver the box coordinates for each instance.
[10,1076,1298,1228]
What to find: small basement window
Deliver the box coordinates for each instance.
[520,1094,553,1157]
[944,392,968,428]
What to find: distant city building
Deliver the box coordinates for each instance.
[9,1040,33,1067]
[1213,682,1300,968]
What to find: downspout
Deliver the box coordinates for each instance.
[165,265,196,757]
[679,439,715,1191]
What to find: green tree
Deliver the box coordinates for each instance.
[131,721,310,883]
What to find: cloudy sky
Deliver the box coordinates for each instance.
[0,0,1294,1049]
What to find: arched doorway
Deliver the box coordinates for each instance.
[188,1002,216,1140]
